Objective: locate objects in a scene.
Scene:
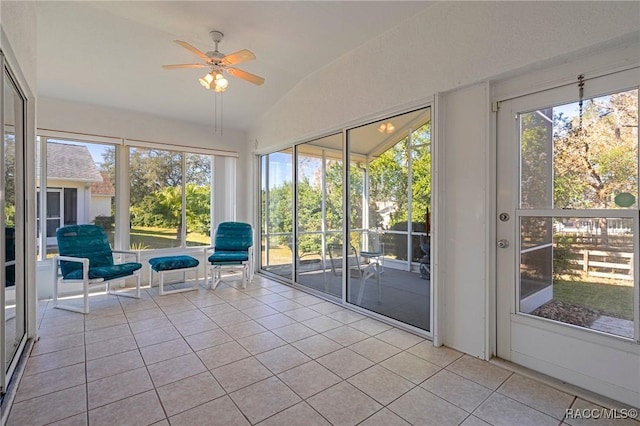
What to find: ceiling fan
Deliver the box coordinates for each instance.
[162,30,264,92]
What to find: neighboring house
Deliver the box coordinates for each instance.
[90,171,115,220]
[36,142,112,245]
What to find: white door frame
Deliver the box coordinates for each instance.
[496,67,640,407]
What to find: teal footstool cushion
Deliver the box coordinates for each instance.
[149,255,199,272]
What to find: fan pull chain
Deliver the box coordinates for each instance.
[577,74,585,133]
[214,92,218,134]
[212,92,224,136]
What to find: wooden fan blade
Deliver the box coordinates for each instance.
[222,49,256,66]
[227,67,265,85]
[174,40,210,61]
[162,64,207,69]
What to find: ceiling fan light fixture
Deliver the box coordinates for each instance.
[199,72,214,89]
[214,72,229,91]
[377,122,395,134]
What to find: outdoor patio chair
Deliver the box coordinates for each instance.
[53,224,142,314]
[419,234,431,279]
[205,221,254,290]
[327,240,382,304]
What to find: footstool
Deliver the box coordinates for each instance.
[149,255,200,296]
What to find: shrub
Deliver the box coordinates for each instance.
[93,215,115,232]
[553,235,579,280]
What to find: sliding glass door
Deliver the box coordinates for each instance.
[258,106,433,333]
[347,107,432,331]
[295,134,343,298]
[1,56,28,394]
[260,149,294,279]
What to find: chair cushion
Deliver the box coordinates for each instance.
[149,256,200,272]
[64,262,142,281]
[57,225,115,278]
[214,222,253,251]
[208,250,248,263]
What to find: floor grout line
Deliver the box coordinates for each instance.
[8,278,634,425]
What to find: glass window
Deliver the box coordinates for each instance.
[129,147,183,250]
[258,106,433,332]
[347,107,431,331]
[295,134,343,298]
[518,87,639,339]
[3,65,27,375]
[520,89,639,210]
[37,139,218,255]
[38,139,116,257]
[261,149,293,279]
[521,215,635,339]
[185,154,212,247]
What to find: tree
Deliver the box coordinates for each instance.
[101,147,212,241]
[100,147,211,206]
[3,137,16,226]
[368,121,432,230]
[266,181,293,248]
[130,184,211,243]
[554,90,638,210]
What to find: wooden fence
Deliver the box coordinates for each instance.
[575,249,633,281]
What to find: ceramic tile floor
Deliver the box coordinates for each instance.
[7,275,639,426]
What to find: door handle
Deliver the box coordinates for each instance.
[497,239,509,248]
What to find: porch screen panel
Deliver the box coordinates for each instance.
[517,88,639,340]
[347,107,432,331]
[129,147,183,250]
[295,134,343,298]
[261,149,294,279]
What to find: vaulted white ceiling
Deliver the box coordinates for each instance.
[36,1,435,132]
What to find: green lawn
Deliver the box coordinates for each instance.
[553,280,634,320]
[129,226,210,250]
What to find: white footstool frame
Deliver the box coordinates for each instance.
[149,256,200,296]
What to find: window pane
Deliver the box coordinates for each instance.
[261,149,293,278]
[4,68,26,373]
[521,215,635,339]
[295,134,342,298]
[410,128,431,228]
[185,154,212,247]
[347,107,431,331]
[46,192,60,218]
[326,159,343,231]
[129,147,183,250]
[520,89,639,209]
[63,188,77,226]
[41,140,116,256]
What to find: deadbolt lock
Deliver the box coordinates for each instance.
[499,213,510,222]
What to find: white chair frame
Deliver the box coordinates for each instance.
[204,246,254,290]
[53,250,141,314]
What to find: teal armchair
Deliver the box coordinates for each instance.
[204,222,254,290]
[53,224,142,314]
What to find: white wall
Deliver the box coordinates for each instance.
[441,83,490,358]
[0,1,37,91]
[249,2,640,148]
[90,196,112,222]
[248,1,640,359]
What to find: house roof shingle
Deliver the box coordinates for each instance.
[39,142,103,182]
[91,172,115,196]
